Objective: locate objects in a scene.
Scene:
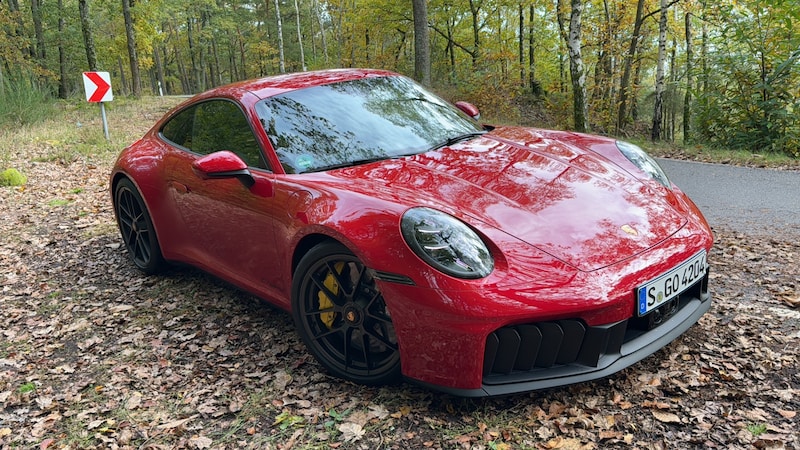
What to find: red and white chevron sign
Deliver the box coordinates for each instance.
[82,71,113,103]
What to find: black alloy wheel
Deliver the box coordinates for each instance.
[292,242,401,385]
[114,178,164,274]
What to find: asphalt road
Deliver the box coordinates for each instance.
[658,158,800,237]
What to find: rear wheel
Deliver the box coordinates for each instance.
[114,178,164,274]
[292,242,401,385]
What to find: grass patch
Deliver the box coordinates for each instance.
[747,423,768,436]
[18,382,36,394]
[1,95,182,167]
[0,72,55,127]
[634,139,800,169]
[48,198,71,207]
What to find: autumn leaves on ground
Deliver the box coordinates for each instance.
[1,99,798,449]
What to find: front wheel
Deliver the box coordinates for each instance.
[114,178,164,274]
[292,242,401,385]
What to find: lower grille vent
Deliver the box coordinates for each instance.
[483,319,627,376]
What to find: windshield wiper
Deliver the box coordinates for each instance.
[313,156,391,172]
[430,131,487,152]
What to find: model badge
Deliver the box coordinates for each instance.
[621,224,638,236]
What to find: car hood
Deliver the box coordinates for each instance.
[323,127,686,272]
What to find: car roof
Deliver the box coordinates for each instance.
[216,68,399,100]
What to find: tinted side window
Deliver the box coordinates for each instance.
[161,100,266,170]
[192,101,265,169]
[161,105,196,147]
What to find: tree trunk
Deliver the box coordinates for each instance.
[468,0,482,68]
[30,0,45,63]
[518,4,524,86]
[122,0,142,97]
[274,0,286,73]
[529,5,536,93]
[412,0,431,86]
[57,0,68,98]
[154,44,166,95]
[312,0,329,64]
[78,0,98,71]
[651,0,667,141]
[559,0,589,132]
[294,0,306,71]
[617,0,645,133]
[187,18,200,92]
[683,12,693,144]
[117,56,128,95]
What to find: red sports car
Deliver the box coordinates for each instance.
[111,69,712,396]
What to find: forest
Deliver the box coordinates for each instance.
[1,0,799,157]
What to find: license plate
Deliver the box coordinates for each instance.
[637,250,707,317]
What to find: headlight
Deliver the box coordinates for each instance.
[401,207,494,279]
[616,141,671,188]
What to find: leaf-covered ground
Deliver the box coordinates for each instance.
[1,100,798,449]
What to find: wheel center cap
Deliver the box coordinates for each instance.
[343,305,362,325]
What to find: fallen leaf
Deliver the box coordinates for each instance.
[338,422,365,442]
[157,415,199,430]
[652,411,681,424]
[188,435,213,449]
[125,392,142,410]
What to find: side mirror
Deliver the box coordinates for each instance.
[192,151,255,188]
[455,101,481,121]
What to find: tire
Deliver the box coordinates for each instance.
[292,242,401,385]
[114,178,165,274]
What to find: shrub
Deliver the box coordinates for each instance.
[0,168,27,187]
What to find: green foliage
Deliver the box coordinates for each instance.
[694,0,800,157]
[0,0,797,158]
[0,168,27,187]
[0,69,55,126]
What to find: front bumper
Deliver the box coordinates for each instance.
[377,234,712,396]
[423,277,710,396]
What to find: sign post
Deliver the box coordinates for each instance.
[82,71,113,140]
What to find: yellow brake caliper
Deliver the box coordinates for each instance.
[318,262,345,329]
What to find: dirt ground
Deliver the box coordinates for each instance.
[1,102,798,449]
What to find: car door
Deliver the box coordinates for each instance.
[159,98,288,304]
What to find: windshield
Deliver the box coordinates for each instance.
[256,75,483,174]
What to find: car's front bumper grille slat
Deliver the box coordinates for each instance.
[514,325,542,371]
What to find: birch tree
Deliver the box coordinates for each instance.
[684,11,693,143]
[294,0,306,71]
[651,0,667,141]
[558,0,588,132]
[274,0,285,73]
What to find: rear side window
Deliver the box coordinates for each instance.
[160,100,267,170]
